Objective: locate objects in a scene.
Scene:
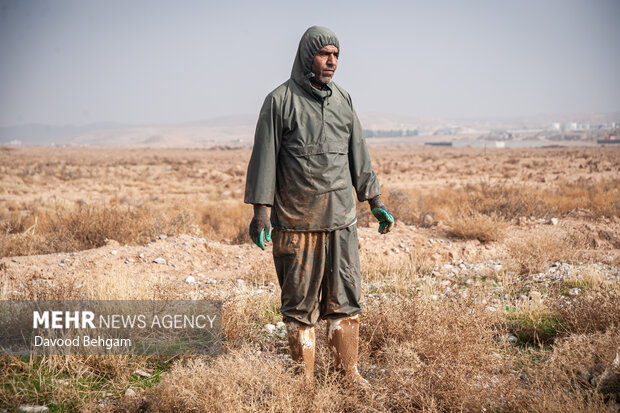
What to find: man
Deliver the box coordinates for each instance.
[244,26,394,386]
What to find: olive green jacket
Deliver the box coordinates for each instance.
[244,26,381,231]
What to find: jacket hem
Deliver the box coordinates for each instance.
[273,219,357,232]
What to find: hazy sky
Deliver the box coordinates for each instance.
[1,0,619,127]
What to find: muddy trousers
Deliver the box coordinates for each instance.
[272,224,362,326]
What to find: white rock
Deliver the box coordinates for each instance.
[264,323,276,333]
[110,250,117,255]
[124,388,137,397]
[133,369,152,377]
[276,321,286,329]
[138,253,144,259]
[568,288,580,296]
[153,257,166,264]
[184,276,196,283]
[550,218,559,226]
[18,407,49,413]
[158,234,167,239]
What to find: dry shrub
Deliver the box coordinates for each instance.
[446,212,508,243]
[507,231,580,275]
[551,290,620,336]
[455,181,546,220]
[0,203,197,257]
[520,328,619,412]
[247,256,278,285]
[145,351,350,413]
[0,210,32,234]
[360,247,427,284]
[222,293,282,348]
[201,199,252,244]
[381,189,420,225]
[547,178,620,217]
[409,178,619,224]
[355,188,421,227]
[566,264,620,293]
[362,299,419,352]
[362,297,520,411]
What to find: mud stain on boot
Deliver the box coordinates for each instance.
[285,321,316,382]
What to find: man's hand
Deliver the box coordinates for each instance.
[369,197,394,234]
[249,205,272,250]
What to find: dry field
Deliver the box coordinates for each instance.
[0,144,619,412]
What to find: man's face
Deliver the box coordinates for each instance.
[311,45,338,86]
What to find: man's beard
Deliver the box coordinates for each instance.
[317,74,333,84]
[313,67,335,85]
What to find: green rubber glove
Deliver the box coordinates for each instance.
[369,197,394,234]
[249,205,272,250]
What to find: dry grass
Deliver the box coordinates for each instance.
[0,202,197,257]
[565,263,620,293]
[551,290,620,336]
[519,328,619,412]
[506,230,582,275]
[84,295,617,412]
[446,212,508,243]
[144,351,348,413]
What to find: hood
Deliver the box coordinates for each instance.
[291,26,340,98]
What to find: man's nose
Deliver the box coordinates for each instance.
[327,53,337,66]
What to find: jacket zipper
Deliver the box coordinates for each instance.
[321,98,326,140]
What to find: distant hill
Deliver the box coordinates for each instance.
[0,115,257,148]
[1,112,617,147]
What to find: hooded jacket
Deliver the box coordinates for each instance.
[244,26,381,231]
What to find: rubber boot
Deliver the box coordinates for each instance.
[327,314,370,388]
[285,321,316,382]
